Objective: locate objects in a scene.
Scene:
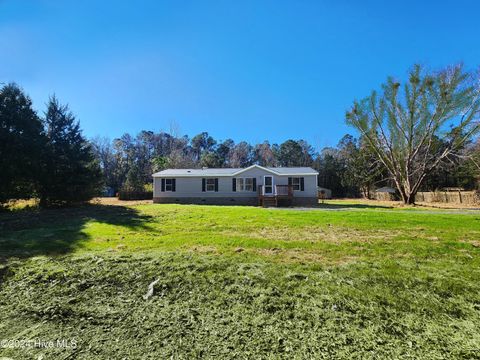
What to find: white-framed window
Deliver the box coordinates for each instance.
[291,177,301,191]
[236,177,254,192]
[165,178,174,191]
[206,178,216,192]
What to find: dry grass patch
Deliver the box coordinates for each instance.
[415,201,480,210]
[90,197,153,206]
[187,245,219,254]
[223,225,402,244]
[462,239,480,248]
[246,247,358,264]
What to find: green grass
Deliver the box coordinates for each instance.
[1,202,480,358]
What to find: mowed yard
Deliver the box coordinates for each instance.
[1,200,480,359]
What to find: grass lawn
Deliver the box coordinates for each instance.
[1,200,480,358]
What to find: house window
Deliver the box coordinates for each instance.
[165,178,174,191]
[236,178,254,192]
[161,178,176,192]
[291,177,301,191]
[206,178,216,192]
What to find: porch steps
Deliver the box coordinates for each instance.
[257,184,294,207]
[261,197,277,207]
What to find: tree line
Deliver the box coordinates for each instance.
[0,83,101,207]
[91,130,479,199]
[91,132,321,193]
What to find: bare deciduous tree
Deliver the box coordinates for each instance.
[346,64,480,204]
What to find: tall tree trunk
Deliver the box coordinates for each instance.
[396,183,416,204]
[405,194,416,204]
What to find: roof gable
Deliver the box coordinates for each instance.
[231,165,279,176]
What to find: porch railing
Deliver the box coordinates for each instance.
[257,185,293,196]
[275,185,293,197]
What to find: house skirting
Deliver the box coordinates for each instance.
[153,196,318,207]
[291,197,318,206]
[153,197,258,206]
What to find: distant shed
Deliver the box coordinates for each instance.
[317,187,332,199]
[376,186,396,194]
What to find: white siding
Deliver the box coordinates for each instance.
[153,168,317,198]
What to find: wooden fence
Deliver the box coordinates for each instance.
[415,191,479,205]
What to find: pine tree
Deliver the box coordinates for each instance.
[0,83,45,203]
[39,96,102,207]
[123,162,145,191]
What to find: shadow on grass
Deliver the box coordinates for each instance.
[316,202,394,210]
[0,204,154,260]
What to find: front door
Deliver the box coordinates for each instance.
[264,176,273,195]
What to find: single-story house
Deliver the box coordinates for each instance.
[152,165,319,206]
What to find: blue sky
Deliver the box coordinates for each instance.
[1,1,479,149]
